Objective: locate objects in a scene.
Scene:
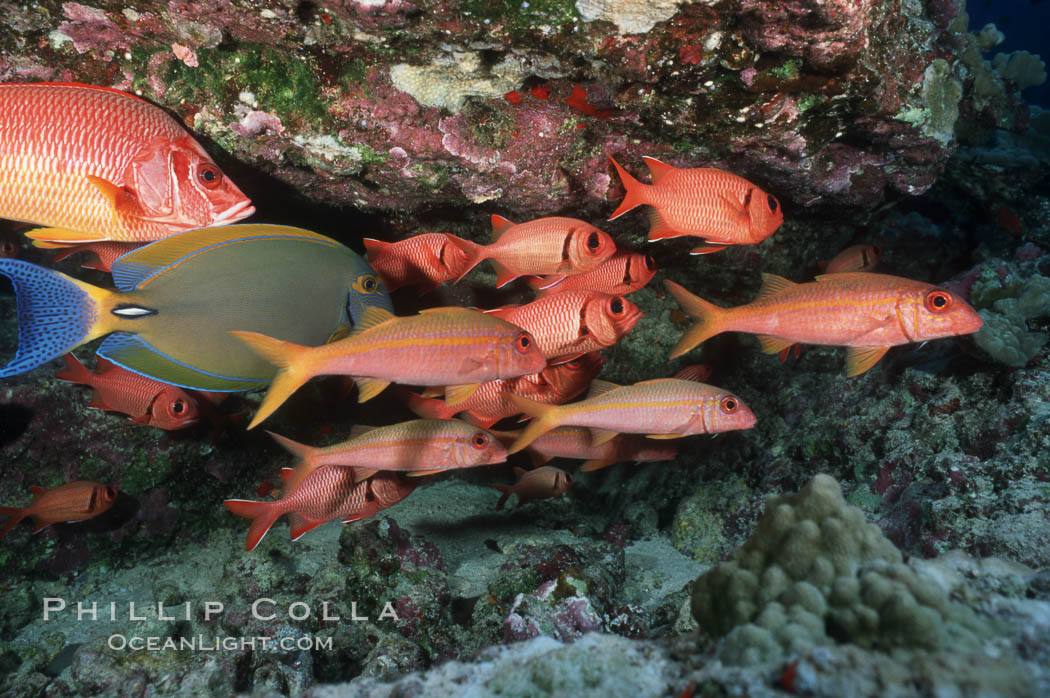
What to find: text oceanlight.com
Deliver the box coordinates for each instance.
[107,635,334,652]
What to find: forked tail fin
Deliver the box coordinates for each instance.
[505,394,563,454]
[223,499,279,551]
[228,331,313,429]
[266,431,322,493]
[607,155,649,220]
[663,280,729,359]
[444,236,486,284]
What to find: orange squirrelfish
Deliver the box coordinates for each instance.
[232,306,547,428]
[34,240,143,273]
[485,291,641,361]
[608,155,782,254]
[56,353,201,430]
[664,273,983,376]
[819,244,881,274]
[224,467,415,551]
[266,419,507,491]
[363,233,473,294]
[0,481,118,539]
[495,426,678,472]
[450,215,617,287]
[0,83,254,244]
[491,466,573,510]
[506,377,756,454]
[526,250,657,297]
[400,352,605,428]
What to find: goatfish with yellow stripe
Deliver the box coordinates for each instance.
[0,224,392,390]
[232,307,547,429]
[505,377,756,454]
[267,419,507,491]
[664,273,983,377]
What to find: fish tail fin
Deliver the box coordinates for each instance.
[663,279,729,359]
[444,235,486,284]
[0,259,117,377]
[399,390,456,420]
[0,507,26,539]
[505,394,562,454]
[608,154,648,220]
[228,331,314,430]
[54,353,93,385]
[223,499,280,551]
[490,486,512,510]
[265,431,321,492]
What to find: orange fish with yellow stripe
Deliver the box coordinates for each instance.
[506,377,756,454]
[232,306,546,428]
[664,273,983,376]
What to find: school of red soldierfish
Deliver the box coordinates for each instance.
[0,84,983,550]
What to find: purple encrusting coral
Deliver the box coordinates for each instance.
[2,0,1050,696]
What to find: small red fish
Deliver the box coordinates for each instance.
[363,233,474,293]
[450,215,617,288]
[818,244,881,274]
[527,250,656,297]
[224,467,414,551]
[485,291,641,361]
[1,481,117,539]
[565,85,612,118]
[56,353,201,430]
[491,466,573,509]
[608,155,783,254]
[400,353,605,427]
[33,240,143,272]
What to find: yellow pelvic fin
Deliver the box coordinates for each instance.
[445,383,481,408]
[589,428,619,447]
[757,334,795,355]
[845,346,890,377]
[355,377,392,403]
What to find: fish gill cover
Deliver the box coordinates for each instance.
[0,0,1049,696]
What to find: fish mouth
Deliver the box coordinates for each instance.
[213,199,256,224]
[621,307,643,333]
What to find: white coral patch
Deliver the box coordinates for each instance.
[389,52,525,113]
[576,0,681,35]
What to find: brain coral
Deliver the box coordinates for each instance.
[691,474,996,666]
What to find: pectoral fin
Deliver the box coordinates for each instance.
[445,383,480,407]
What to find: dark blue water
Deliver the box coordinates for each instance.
[969,0,1049,106]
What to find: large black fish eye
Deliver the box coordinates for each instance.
[611,299,624,314]
[644,254,655,270]
[172,400,185,415]
[587,232,600,249]
[767,194,778,213]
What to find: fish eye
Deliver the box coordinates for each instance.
[767,194,778,213]
[105,487,117,499]
[472,433,489,448]
[610,299,624,314]
[872,246,882,255]
[353,274,381,294]
[587,232,600,249]
[644,254,656,271]
[172,400,185,415]
[924,289,952,313]
[197,164,222,189]
[515,332,532,352]
[720,396,739,413]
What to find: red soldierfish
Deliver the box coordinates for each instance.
[0,481,117,539]
[608,155,782,254]
[232,306,547,428]
[267,419,508,491]
[224,467,415,551]
[400,353,605,428]
[506,377,756,454]
[56,353,200,430]
[0,83,254,244]
[819,244,881,274]
[527,250,657,297]
[496,426,678,472]
[363,233,473,294]
[491,466,573,509]
[485,291,641,361]
[664,273,984,376]
[450,215,617,287]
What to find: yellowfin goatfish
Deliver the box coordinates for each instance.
[0,224,392,390]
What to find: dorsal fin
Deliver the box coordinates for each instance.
[417,306,474,315]
[491,215,515,242]
[585,379,620,398]
[110,224,341,292]
[642,156,676,185]
[361,238,390,257]
[280,468,294,485]
[349,424,378,437]
[756,273,796,299]
[352,306,395,333]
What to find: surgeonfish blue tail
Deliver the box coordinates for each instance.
[0,259,114,377]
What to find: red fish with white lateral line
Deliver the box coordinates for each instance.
[506,377,756,454]
[399,352,604,427]
[485,291,641,361]
[494,426,678,472]
[491,466,573,509]
[224,467,415,551]
[1,481,118,539]
[0,82,254,244]
[231,306,547,428]
[608,155,782,254]
[56,353,201,430]
[663,272,983,376]
[266,418,507,492]
[527,250,657,297]
[363,233,473,293]
[450,215,617,287]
